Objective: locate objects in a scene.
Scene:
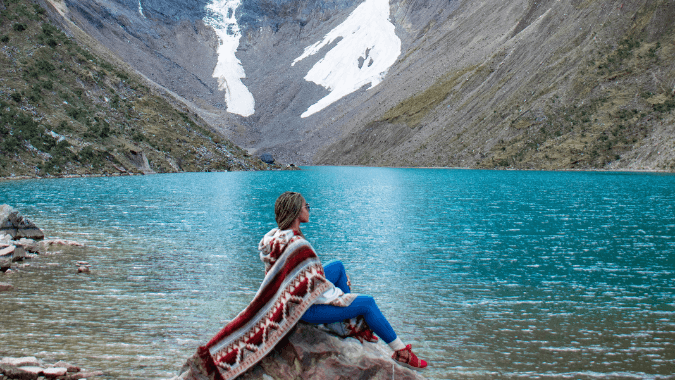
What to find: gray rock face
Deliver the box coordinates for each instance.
[126,149,156,175]
[44,0,675,171]
[175,323,425,380]
[259,153,275,164]
[0,205,45,240]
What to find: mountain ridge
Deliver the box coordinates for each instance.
[33,0,675,171]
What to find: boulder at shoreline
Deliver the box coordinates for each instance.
[0,205,44,240]
[0,356,102,380]
[1,205,87,284]
[174,323,426,380]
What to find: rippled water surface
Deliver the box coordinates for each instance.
[1,167,674,379]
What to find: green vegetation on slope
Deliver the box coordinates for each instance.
[0,0,273,178]
[486,29,675,170]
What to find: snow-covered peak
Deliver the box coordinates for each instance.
[292,0,401,118]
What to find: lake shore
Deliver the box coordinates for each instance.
[1,165,672,182]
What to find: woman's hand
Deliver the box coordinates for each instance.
[347,275,351,289]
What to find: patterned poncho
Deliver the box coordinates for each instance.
[186,228,355,380]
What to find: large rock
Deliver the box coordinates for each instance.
[12,246,27,262]
[0,358,102,380]
[16,238,40,253]
[0,357,42,367]
[0,205,44,240]
[0,259,10,273]
[0,363,39,380]
[175,323,426,380]
[0,245,14,258]
[259,153,275,164]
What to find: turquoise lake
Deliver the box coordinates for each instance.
[1,167,674,379]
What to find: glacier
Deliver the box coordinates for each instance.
[292,0,401,118]
[204,0,256,117]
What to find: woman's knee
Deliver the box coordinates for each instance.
[354,295,378,312]
[324,260,345,273]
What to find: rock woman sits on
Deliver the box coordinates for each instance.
[193,192,427,380]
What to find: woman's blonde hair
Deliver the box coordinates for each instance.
[275,191,305,231]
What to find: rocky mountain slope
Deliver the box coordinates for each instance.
[0,0,277,179]
[38,0,675,171]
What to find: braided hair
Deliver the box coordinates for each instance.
[275,191,306,231]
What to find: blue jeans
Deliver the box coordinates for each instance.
[301,260,398,344]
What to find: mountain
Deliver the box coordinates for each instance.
[36,0,675,171]
[0,0,279,178]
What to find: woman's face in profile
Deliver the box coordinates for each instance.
[298,202,310,224]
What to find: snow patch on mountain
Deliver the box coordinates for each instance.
[292,0,401,118]
[204,0,255,117]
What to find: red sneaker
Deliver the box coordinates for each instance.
[392,344,428,370]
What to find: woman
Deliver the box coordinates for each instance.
[261,191,428,370]
[193,192,426,380]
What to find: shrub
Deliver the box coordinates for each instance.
[10,92,22,102]
[36,59,56,74]
[12,23,27,32]
[79,146,95,161]
[66,106,88,123]
[653,98,675,113]
[78,146,104,168]
[33,4,46,16]
[1,135,22,152]
[0,36,9,43]
[132,131,145,142]
[56,120,71,132]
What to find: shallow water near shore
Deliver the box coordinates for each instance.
[1,167,674,379]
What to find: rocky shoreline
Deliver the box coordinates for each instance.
[1,205,104,379]
[0,205,87,283]
[0,357,103,380]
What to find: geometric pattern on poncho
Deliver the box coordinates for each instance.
[191,239,332,380]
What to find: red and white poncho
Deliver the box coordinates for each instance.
[185,228,355,380]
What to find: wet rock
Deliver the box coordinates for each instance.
[0,358,101,380]
[0,364,39,380]
[16,238,40,253]
[45,239,84,247]
[43,367,67,378]
[61,370,104,379]
[17,366,44,376]
[0,282,14,291]
[0,245,13,258]
[0,205,44,241]
[0,357,42,367]
[50,361,79,373]
[12,246,26,262]
[77,266,90,274]
[175,323,425,380]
